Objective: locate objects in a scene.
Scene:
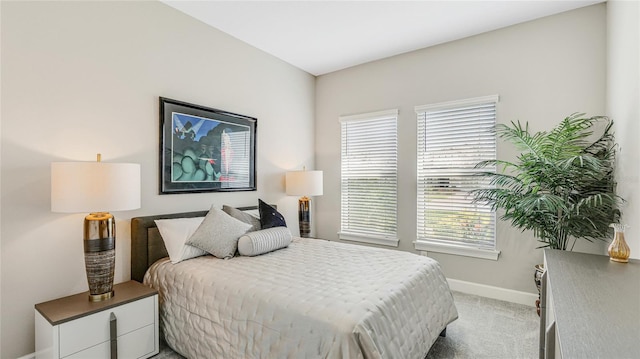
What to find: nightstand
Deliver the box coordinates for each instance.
[35,280,159,359]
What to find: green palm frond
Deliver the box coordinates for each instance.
[471,114,624,250]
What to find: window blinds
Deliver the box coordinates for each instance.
[416,96,497,249]
[340,109,398,242]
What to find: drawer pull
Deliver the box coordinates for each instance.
[110,312,117,359]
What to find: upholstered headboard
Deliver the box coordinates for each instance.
[130,206,259,283]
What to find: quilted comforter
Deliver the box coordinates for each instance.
[144,237,458,359]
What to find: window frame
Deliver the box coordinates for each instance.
[414,95,500,260]
[339,109,399,247]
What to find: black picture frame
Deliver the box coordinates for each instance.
[159,97,257,194]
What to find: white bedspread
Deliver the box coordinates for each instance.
[144,237,458,359]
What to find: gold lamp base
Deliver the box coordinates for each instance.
[84,212,116,302]
[89,291,114,302]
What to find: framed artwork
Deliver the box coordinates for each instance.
[159,97,257,194]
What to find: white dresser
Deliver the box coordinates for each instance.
[35,281,159,359]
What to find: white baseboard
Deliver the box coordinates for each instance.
[17,353,35,359]
[447,278,538,307]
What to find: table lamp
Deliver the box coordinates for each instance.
[286,169,323,238]
[51,154,141,302]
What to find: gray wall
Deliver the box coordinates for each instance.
[315,4,607,294]
[0,2,315,357]
[607,0,640,258]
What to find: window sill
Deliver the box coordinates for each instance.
[339,232,399,247]
[414,240,500,260]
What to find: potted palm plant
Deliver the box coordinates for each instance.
[472,113,624,311]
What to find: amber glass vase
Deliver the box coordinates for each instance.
[608,223,630,263]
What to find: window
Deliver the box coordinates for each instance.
[415,95,500,260]
[339,109,398,247]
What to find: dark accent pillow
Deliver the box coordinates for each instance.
[258,199,287,229]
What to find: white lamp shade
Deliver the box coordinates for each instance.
[51,162,141,213]
[286,170,323,197]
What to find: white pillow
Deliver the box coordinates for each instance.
[238,227,292,257]
[186,208,252,259]
[154,217,207,264]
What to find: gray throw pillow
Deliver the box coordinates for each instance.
[222,205,261,232]
[238,227,292,257]
[186,207,251,259]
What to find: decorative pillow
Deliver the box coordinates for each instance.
[258,199,286,229]
[186,207,252,259]
[242,208,261,219]
[154,217,207,264]
[237,227,292,257]
[222,205,261,232]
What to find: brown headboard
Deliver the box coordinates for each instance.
[130,206,259,282]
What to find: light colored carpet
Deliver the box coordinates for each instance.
[153,291,539,359]
[426,291,539,358]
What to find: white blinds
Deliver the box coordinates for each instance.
[416,96,497,249]
[340,109,398,242]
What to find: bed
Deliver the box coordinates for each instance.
[131,207,458,359]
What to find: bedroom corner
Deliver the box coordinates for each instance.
[316,3,609,296]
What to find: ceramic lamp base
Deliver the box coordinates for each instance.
[84,212,116,302]
[298,197,311,238]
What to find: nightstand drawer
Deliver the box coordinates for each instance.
[65,324,156,359]
[59,296,155,358]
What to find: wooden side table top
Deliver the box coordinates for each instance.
[35,280,157,326]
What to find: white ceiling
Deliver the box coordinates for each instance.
[162,0,603,76]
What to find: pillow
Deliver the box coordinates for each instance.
[222,205,261,232]
[154,217,207,264]
[186,207,252,259]
[258,199,286,229]
[242,208,261,219]
[237,227,292,256]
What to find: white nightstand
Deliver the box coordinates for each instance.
[35,280,159,359]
